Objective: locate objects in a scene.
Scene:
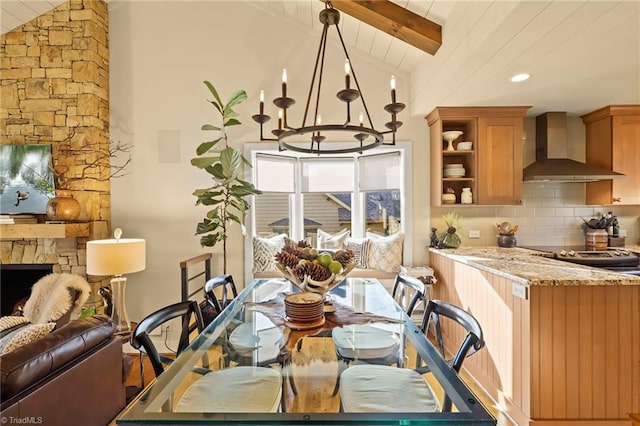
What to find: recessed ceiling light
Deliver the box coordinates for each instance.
[511,73,530,82]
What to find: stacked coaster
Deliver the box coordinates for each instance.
[284,292,325,330]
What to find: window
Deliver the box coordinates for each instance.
[245,143,412,278]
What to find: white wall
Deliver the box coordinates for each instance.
[109,1,428,322]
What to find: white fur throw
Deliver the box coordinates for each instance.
[22,273,91,324]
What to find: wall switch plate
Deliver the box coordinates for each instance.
[468,230,480,239]
[512,283,528,300]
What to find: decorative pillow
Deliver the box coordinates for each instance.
[253,233,288,273]
[0,323,55,355]
[317,229,350,250]
[0,316,31,339]
[366,231,404,273]
[344,237,371,269]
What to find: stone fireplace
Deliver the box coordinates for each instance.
[0,0,111,308]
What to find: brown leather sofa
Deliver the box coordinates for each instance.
[0,315,126,425]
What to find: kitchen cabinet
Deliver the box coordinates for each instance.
[426,106,530,206]
[582,105,640,205]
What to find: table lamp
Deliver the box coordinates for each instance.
[86,228,146,334]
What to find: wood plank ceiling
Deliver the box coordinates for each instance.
[254,0,640,116]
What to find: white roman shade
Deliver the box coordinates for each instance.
[301,157,354,192]
[359,151,401,191]
[255,153,295,192]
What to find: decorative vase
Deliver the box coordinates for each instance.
[497,234,516,248]
[461,187,473,204]
[440,231,461,249]
[46,190,81,221]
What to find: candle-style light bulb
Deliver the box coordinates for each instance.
[282,68,288,97]
[359,112,364,126]
[390,75,396,103]
[344,59,351,89]
[316,114,322,125]
[259,89,264,114]
[278,109,283,129]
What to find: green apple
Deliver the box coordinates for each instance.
[318,252,333,267]
[328,260,343,275]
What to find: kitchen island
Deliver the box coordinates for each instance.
[429,247,640,426]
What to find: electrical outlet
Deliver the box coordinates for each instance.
[468,230,480,239]
[512,283,528,300]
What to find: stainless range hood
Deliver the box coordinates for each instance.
[523,112,625,182]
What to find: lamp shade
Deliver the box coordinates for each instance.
[86,238,146,276]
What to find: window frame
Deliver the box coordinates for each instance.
[244,142,413,281]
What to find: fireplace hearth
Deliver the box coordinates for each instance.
[1,264,54,316]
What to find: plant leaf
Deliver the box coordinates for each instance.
[201,124,221,131]
[204,81,223,109]
[226,212,242,224]
[220,147,241,179]
[224,118,241,127]
[196,139,221,155]
[226,89,247,108]
[210,163,226,180]
[191,156,218,169]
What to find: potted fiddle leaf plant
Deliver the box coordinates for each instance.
[191,81,262,274]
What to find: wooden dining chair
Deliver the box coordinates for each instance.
[339,299,484,413]
[329,274,425,395]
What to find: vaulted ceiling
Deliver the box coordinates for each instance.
[2,0,639,117]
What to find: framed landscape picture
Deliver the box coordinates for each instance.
[0,144,56,215]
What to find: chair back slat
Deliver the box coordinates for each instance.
[391,274,425,316]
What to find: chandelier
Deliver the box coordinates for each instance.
[252,1,404,155]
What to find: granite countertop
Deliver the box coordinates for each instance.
[429,246,640,287]
[626,244,640,254]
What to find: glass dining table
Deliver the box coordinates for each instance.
[117,277,495,425]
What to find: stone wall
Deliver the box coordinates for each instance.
[0,0,111,305]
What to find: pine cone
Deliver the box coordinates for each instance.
[296,239,311,248]
[282,245,315,261]
[275,251,300,269]
[306,262,332,281]
[292,263,310,282]
[334,249,355,267]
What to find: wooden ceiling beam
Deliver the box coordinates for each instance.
[321,0,442,55]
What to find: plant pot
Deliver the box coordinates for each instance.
[46,190,80,221]
[497,234,516,248]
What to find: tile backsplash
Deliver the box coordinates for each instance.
[431,181,639,248]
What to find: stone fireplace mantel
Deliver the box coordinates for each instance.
[0,223,89,239]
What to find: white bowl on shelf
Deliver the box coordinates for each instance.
[457,141,473,151]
